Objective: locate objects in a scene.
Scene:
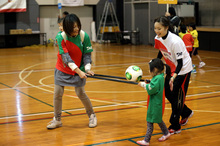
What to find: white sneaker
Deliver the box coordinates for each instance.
[158,133,171,142]
[136,140,149,146]
[47,117,62,129]
[89,114,97,128]
[199,62,205,68]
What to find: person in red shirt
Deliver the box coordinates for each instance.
[179,25,194,57]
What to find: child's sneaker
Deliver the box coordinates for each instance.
[89,114,97,128]
[168,128,181,135]
[199,62,205,68]
[180,111,194,126]
[192,64,196,69]
[47,117,62,129]
[136,140,149,146]
[191,69,197,73]
[158,133,171,142]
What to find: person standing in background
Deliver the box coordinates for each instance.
[165,7,181,35]
[188,23,206,68]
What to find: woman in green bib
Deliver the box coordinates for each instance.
[47,14,97,129]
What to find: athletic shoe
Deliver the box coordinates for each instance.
[180,111,194,126]
[199,62,206,68]
[192,64,196,69]
[47,117,62,129]
[191,69,197,73]
[89,114,97,128]
[136,140,149,146]
[158,133,171,142]
[168,128,181,135]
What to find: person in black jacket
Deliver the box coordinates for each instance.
[165,7,181,35]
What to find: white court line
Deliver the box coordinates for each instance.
[204,69,220,72]
[3,51,218,121]
[96,50,153,59]
[13,70,33,88]
[186,91,220,97]
[17,63,220,121]
[0,69,54,75]
[1,99,220,120]
[18,62,149,107]
[0,61,147,75]
[0,101,146,120]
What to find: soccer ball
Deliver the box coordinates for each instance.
[125,65,143,82]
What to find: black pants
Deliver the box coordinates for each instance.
[165,72,192,130]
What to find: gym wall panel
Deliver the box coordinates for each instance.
[0,14,4,35]
[17,0,40,31]
[40,6,93,40]
[176,0,220,26]
[124,4,132,31]
[149,2,166,45]
[134,3,149,45]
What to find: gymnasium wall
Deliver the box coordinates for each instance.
[178,0,220,26]
[0,0,39,35]
[124,2,166,45]
[16,0,40,32]
[0,14,4,35]
[39,6,93,40]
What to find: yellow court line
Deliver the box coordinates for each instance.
[18,61,220,117]
[13,70,33,88]
[38,74,220,93]
[19,62,147,107]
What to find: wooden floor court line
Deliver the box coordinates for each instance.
[1,93,220,121]
[0,82,73,116]
[0,46,220,145]
[1,80,220,117]
[78,122,220,146]
[0,81,219,125]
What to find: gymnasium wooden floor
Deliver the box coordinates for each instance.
[0,43,220,146]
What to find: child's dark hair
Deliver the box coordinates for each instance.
[63,11,69,16]
[189,23,196,30]
[149,58,171,77]
[169,7,176,17]
[63,14,81,37]
[154,16,174,33]
[180,25,186,33]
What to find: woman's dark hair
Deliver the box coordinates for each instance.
[180,25,186,33]
[149,58,171,77]
[63,14,81,37]
[154,16,174,33]
[189,23,196,30]
[169,7,176,17]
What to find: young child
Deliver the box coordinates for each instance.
[179,25,196,73]
[188,23,206,68]
[179,25,194,55]
[47,14,97,129]
[55,18,64,47]
[58,18,64,32]
[136,58,171,146]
